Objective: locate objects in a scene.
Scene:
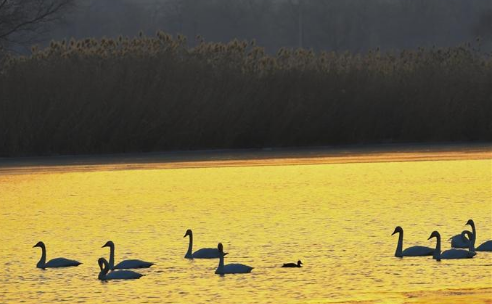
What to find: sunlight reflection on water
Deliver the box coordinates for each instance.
[0,157,491,303]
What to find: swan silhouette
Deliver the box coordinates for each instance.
[428,231,476,261]
[98,258,143,280]
[391,226,434,257]
[215,243,253,274]
[102,241,153,270]
[449,231,471,248]
[33,241,81,269]
[465,219,492,252]
[184,229,220,259]
[282,260,302,268]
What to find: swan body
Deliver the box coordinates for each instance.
[449,233,471,248]
[282,260,303,268]
[215,243,253,274]
[476,241,492,252]
[428,231,475,261]
[184,229,220,259]
[102,241,153,270]
[33,242,81,269]
[98,258,143,280]
[392,226,434,257]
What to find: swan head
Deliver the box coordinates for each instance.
[428,231,440,240]
[184,229,193,238]
[391,226,403,235]
[98,258,110,278]
[466,219,474,227]
[217,243,228,256]
[33,241,45,248]
[102,241,114,248]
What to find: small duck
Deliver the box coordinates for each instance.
[282,260,303,268]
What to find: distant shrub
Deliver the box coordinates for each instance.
[0,33,490,156]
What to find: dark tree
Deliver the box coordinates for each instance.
[0,0,73,51]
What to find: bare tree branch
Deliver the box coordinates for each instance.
[0,0,74,49]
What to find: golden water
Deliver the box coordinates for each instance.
[0,156,491,303]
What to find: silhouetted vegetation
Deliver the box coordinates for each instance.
[0,33,491,156]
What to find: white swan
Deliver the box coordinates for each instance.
[466,219,492,252]
[33,241,81,269]
[184,229,220,259]
[215,243,253,274]
[428,231,476,261]
[391,226,434,257]
[102,241,153,270]
[98,258,143,280]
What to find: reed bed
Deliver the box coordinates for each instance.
[0,33,490,156]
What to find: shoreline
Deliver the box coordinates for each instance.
[0,142,490,173]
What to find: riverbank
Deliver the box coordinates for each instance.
[0,142,490,173]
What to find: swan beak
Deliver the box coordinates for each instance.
[391,230,398,236]
[223,252,229,256]
[32,244,38,248]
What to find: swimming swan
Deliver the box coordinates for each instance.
[282,260,303,267]
[98,258,143,280]
[428,231,476,261]
[391,226,434,257]
[184,229,220,259]
[215,243,253,274]
[465,219,492,252]
[102,241,153,270]
[449,231,471,248]
[33,241,81,269]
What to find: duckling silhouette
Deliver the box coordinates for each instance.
[282,260,302,268]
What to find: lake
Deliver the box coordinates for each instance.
[0,146,491,303]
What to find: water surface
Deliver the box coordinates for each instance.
[0,150,491,303]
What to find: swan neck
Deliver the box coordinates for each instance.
[469,233,475,252]
[186,234,193,257]
[109,245,115,270]
[470,223,476,241]
[218,255,225,270]
[37,246,46,268]
[433,235,441,261]
[395,231,403,257]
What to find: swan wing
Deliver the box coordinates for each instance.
[106,270,143,280]
[476,240,492,252]
[114,259,153,269]
[449,234,470,248]
[402,246,434,256]
[441,249,476,259]
[223,263,253,274]
[192,248,221,259]
[45,258,82,268]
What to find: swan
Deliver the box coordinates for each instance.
[98,258,143,280]
[215,243,253,274]
[282,260,302,268]
[465,219,492,252]
[449,231,471,248]
[184,229,220,259]
[391,226,434,257]
[428,231,476,261]
[102,241,153,270]
[33,241,81,269]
